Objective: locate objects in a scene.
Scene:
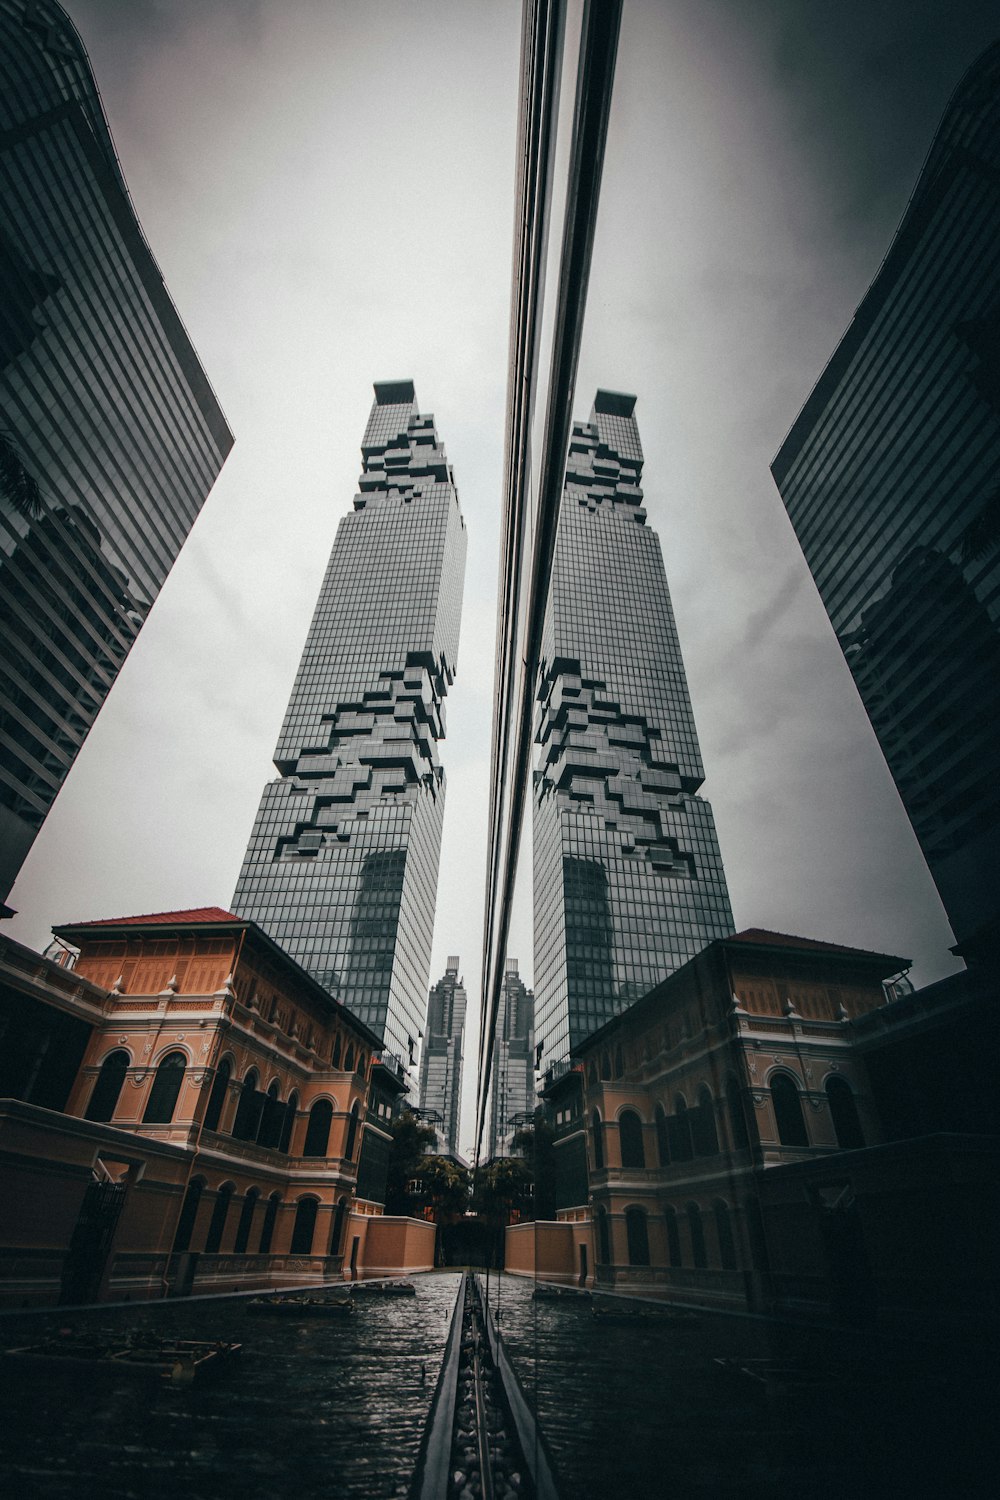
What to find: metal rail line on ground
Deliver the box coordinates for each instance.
[410,1273,561,1500]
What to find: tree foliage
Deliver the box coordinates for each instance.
[383,1111,470,1219]
[384,1111,436,1215]
[473,1155,533,1224]
[960,477,1000,564]
[0,431,43,521]
[417,1155,470,1220]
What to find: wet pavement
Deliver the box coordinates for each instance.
[485,1274,998,1500]
[0,1274,460,1500]
[1,1272,996,1499]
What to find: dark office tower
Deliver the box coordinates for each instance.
[0,0,233,902]
[772,44,1000,957]
[233,382,467,1073]
[419,956,466,1155]
[533,391,734,1068]
[487,958,535,1158]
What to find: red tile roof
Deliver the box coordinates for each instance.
[50,908,385,1050]
[728,928,907,963]
[58,906,242,929]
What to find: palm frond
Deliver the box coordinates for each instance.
[960,479,1000,564]
[0,430,44,521]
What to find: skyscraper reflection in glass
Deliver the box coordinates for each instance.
[0,0,233,901]
[419,956,466,1155]
[533,390,734,1068]
[487,957,535,1158]
[233,382,467,1074]
[772,44,1000,955]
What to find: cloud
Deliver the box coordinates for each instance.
[738,565,809,654]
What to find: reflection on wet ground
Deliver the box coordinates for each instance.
[487,1275,998,1500]
[0,1274,460,1500]
[1,1272,996,1500]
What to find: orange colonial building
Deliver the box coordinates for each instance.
[0,909,435,1305]
[508,929,1000,1332]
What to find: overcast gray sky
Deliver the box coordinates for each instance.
[6,0,996,1152]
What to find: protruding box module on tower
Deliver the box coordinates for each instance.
[233,384,467,1077]
[533,392,734,1068]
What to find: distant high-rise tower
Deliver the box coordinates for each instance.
[487,958,535,1158]
[0,0,233,903]
[771,44,1000,956]
[419,956,466,1155]
[233,382,467,1074]
[533,391,733,1068]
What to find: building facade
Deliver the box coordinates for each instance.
[0,909,441,1305]
[418,955,466,1155]
[232,381,467,1082]
[487,958,536,1158]
[533,390,733,1070]
[547,929,900,1308]
[771,43,1000,955]
[0,0,233,902]
[506,928,999,1333]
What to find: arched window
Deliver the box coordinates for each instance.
[655,1104,670,1167]
[692,1085,720,1157]
[587,1060,598,1085]
[712,1199,737,1270]
[771,1073,809,1147]
[290,1196,319,1255]
[726,1074,750,1151]
[232,1069,259,1141]
[258,1192,281,1254]
[344,1044,355,1073]
[344,1101,361,1160]
[600,1051,611,1081]
[596,1206,611,1264]
[330,1196,349,1255]
[143,1051,186,1124]
[664,1206,682,1267]
[355,1052,366,1079]
[257,1080,282,1148]
[279,1090,298,1154]
[625,1207,650,1267]
[687,1202,707,1269]
[303,1099,333,1157]
[202,1058,231,1133]
[619,1110,645,1169]
[331,1035,342,1069]
[233,1188,260,1254]
[85,1050,129,1122]
[668,1097,693,1162]
[591,1109,604,1170]
[204,1182,235,1254]
[172,1176,205,1253]
[826,1076,865,1150]
[614,1045,625,1078]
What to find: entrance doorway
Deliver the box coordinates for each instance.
[59,1177,127,1305]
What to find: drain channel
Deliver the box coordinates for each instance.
[410,1276,560,1500]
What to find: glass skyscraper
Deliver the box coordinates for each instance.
[771,43,1000,955]
[0,0,233,902]
[487,957,535,1158]
[533,390,734,1069]
[233,382,467,1073]
[419,956,466,1156]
